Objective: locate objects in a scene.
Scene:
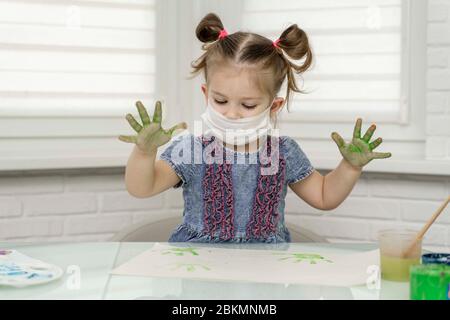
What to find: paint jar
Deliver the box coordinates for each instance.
[421,253,450,266]
[378,229,422,282]
[410,264,450,300]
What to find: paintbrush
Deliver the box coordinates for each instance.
[402,195,450,258]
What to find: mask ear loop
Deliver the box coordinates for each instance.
[269,97,282,131]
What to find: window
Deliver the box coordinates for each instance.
[239,0,426,160]
[0,0,158,169]
[0,0,427,170]
[242,0,405,123]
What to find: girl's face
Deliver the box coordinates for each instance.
[201,63,284,119]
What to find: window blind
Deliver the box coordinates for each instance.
[0,0,156,117]
[241,0,404,122]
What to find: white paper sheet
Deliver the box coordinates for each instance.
[110,243,380,287]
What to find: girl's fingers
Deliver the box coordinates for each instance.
[362,124,376,142]
[370,151,392,159]
[369,137,382,150]
[331,132,345,148]
[165,122,188,136]
[153,101,163,124]
[118,135,137,143]
[126,113,143,133]
[136,101,151,126]
[353,118,362,139]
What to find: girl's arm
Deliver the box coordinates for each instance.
[119,100,187,198]
[289,160,361,210]
[124,145,180,198]
[289,118,391,210]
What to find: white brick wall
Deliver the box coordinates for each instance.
[426,0,450,160]
[0,1,449,253]
[0,169,448,252]
[285,173,450,252]
[0,168,181,242]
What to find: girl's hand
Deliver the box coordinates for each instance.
[331,118,392,168]
[118,100,187,154]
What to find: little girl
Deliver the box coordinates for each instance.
[119,13,392,244]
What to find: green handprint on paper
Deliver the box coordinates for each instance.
[274,252,333,264]
[331,118,392,168]
[161,247,200,256]
[170,263,211,272]
[118,100,187,154]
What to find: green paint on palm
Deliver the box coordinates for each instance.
[348,144,362,153]
[118,100,187,154]
[274,252,333,264]
[162,247,200,256]
[331,118,392,168]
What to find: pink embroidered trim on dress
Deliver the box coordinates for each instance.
[246,136,286,240]
[201,136,235,240]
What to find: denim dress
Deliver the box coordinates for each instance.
[159,132,314,244]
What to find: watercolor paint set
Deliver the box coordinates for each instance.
[0,249,63,288]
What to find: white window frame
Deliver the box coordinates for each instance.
[1,0,445,176]
[0,0,184,171]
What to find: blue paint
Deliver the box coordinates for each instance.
[1,262,52,279]
[2,271,28,276]
[0,263,25,275]
[27,273,52,279]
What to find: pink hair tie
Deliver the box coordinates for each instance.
[273,38,280,48]
[218,29,228,40]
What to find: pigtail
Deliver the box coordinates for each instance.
[277,24,312,72]
[195,13,224,44]
[191,13,233,79]
[273,24,313,107]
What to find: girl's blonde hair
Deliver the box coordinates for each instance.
[191,13,313,113]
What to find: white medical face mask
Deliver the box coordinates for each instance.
[200,99,275,146]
